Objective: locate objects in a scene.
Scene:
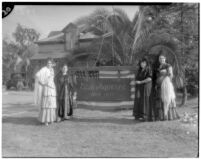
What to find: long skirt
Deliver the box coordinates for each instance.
[155,77,180,120]
[155,100,180,120]
[133,82,154,121]
[38,96,57,123]
[38,108,56,123]
[57,98,73,118]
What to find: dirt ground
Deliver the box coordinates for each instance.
[2,90,198,157]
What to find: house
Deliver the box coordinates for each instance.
[30,22,100,75]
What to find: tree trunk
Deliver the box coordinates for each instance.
[180,86,187,106]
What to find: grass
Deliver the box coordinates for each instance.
[2,91,198,157]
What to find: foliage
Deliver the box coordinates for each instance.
[74,7,135,66]
[185,64,198,96]
[2,40,18,83]
[73,4,198,96]
[131,4,198,90]
[2,24,40,84]
[12,24,40,58]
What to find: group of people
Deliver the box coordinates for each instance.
[34,52,179,126]
[34,58,74,126]
[133,53,180,121]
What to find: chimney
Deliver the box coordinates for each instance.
[62,23,79,51]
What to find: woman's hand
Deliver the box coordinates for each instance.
[160,69,167,74]
[135,81,142,84]
[160,69,166,72]
[38,81,45,86]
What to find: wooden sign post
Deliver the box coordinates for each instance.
[69,66,136,110]
[77,78,131,101]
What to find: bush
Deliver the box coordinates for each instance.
[185,65,198,97]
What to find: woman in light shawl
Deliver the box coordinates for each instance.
[153,53,180,120]
[34,58,57,126]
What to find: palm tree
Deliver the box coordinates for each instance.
[72,5,198,105]
[130,4,198,105]
[73,7,135,66]
[131,6,186,103]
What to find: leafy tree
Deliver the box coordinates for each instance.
[2,39,19,83]
[13,23,40,59]
[2,24,40,84]
[131,3,198,104]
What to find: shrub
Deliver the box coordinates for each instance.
[185,64,198,97]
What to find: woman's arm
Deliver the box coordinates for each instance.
[168,66,173,79]
[67,75,74,95]
[136,77,152,84]
[35,69,45,86]
[36,68,53,88]
[141,77,152,84]
[136,67,152,84]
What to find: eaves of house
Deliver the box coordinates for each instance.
[35,32,65,44]
[31,23,102,61]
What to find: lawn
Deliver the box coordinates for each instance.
[2,90,198,157]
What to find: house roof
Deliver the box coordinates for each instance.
[36,23,101,44]
[48,31,62,37]
[36,33,64,44]
[62,23,77,32]
[77,24,88,33]
[30,52,68,60]
[79,32,100,40]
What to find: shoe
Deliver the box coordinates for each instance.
[64,116,70,120]
[56,118,61,122]
[139,118,145,121]
[45,122,48,126]
[134,117,139,121]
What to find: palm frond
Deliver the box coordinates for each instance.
[130,6,174,63]
[111,7,131,30]
[73,7,135,66]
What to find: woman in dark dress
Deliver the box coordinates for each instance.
[56,64,74,121]
[153,53,180,120]
[133,58,153,121]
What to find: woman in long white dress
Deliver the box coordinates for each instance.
[34,58,57,125]
[154,54,180,120]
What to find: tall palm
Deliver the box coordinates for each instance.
[132,7,180,73]
[130,4,198,105]
[73,7,135,66]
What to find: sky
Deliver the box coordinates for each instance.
[2,5,139,40]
